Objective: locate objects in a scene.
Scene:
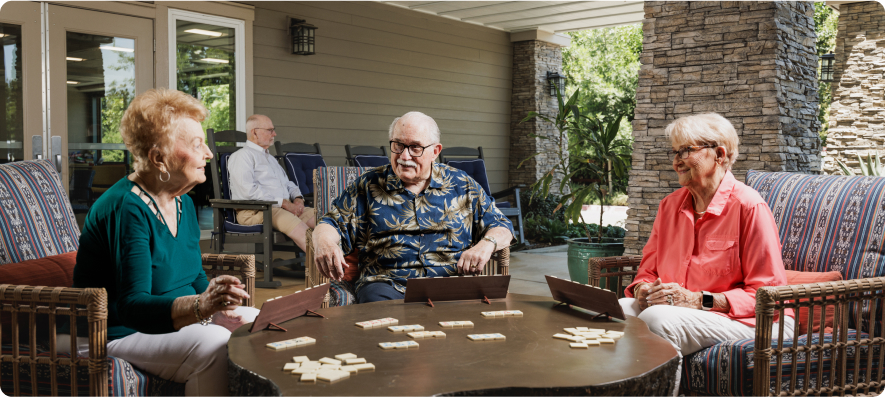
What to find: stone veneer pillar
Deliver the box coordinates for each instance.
[509,40,567,193]
[823,1,885,174]
[625,1,821,255]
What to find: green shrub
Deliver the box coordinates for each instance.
[520,191,566,222]
[523,216,570,244]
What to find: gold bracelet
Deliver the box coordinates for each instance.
[193,296,211,326]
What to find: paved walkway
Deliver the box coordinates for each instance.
[509,245,569,297]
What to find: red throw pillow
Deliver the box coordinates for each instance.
[341,250,360,282]
[785,270,842,335]
[0,251,78,344]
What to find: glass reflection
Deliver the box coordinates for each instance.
[176,21,235,132]
[66,33,135,216]
[0,24,23,164]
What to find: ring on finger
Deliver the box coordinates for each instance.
[221,300,230,307]
[667,295,674,306]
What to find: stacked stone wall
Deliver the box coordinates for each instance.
[824,1,885,174]
[509,40,567,193]
[625,1,821,255]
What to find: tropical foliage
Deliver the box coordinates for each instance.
[836,150,884,176]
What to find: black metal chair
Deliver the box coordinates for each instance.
[274,141,325,208]
[69,169,95,214]
[440,146,525,245]
[207,129,304,288]
[345,144,390,167]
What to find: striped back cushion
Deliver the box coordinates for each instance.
[746,170,885,278]
[313,166,372,224]
[0,161,79,264]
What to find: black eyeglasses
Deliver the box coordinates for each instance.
[390,140,434,157]
[668,144,717,161]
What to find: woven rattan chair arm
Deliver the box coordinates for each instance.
[0,285,109,396]
[588,255,642,286]
[305,229,333,308]
[202,254,256,308]
[490,247,510,276]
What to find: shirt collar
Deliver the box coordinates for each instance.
[383,163,444,192]
[680,170,736,216]
[244,140,269,154]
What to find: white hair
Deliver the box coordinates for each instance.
[388,111,440,144]
[664,113,740,169]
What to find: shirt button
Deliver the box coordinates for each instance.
[420,234,424,237]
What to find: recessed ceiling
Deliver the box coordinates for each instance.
[382,1,645,33]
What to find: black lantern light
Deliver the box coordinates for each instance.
[820,53,835,82]
[547,71,565,97]
[290,18,317,55]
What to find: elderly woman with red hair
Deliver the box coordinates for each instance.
[69,89,256,395]
[619,113,794,394]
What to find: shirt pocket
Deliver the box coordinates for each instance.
[699,236,739,276]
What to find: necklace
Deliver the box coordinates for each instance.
[694,210,706,215]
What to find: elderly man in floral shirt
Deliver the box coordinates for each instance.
[312,111,514,303]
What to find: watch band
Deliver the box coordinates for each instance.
[482,235,497,252]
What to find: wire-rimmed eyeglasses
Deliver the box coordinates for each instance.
[668,144,717,161]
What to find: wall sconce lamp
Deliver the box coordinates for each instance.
[547,71,565,97]
[820,53,835,82]
[290,18,317,55]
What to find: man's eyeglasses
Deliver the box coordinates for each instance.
[668,144,717,160]
[390,141,435,157]
[255,127,275,134]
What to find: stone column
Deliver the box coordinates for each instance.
[823,1,885,174]
[509,33,568,193]
[625,1,821,255]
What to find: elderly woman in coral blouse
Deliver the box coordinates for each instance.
[620,113,794,393]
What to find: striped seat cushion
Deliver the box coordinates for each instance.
[0,160,79,264]
[746,170,885,333]
[329,280,356,307]
[1,346,185,396]
[682,330,880,396]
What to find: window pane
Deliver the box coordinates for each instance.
[66,32,135,215]
[0,24,23,164]
[176,21,235,132]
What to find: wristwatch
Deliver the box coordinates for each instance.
[701,291,714,311]
[482,235,498,252]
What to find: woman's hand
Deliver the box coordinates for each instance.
[200,275,250,318]
[213,309,248,332]
[634,282,653,311]
[645,278,702,309]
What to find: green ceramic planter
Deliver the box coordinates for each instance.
[566,237,625,286]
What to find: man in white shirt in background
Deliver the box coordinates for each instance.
[227,114,316,251]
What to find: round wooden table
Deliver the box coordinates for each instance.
[228,293,678,396]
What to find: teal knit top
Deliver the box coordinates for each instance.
[73,177,208,340]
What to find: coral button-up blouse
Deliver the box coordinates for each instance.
[624,171,790,326]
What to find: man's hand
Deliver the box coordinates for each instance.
[457,240,495,275]
[281,198,304,216]
[313,224,348,281]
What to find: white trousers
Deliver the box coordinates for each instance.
[59,306,259,396]
[619,298,794,396]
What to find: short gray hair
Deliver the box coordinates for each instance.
[388,111,440,144]
[664,113,739,169]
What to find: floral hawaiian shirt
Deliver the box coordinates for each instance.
[319,163,514,294]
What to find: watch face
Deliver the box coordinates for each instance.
[703,292,714,309]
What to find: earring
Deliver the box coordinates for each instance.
[159,167,171,182]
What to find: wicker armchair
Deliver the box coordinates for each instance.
[1,253,255,396]
[306,166,511,308]
[588,170,885,396]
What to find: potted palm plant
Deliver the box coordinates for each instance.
[520,88,631,284]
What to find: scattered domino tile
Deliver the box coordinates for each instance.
[334,353,357,361]
[468,333,506,341]
[553,333,573,340]
[300,373,316,383]
[585,340,601,346]
[379,341,419,350]
[319,357,342,366]
[356,317,399,329]
[408,331,447,339]
[570,342,588,349]
[439,321,474,328]
[388,324,424,333]
[354,363,375,372]
[340,365,358,374]
[602,333,622,340]
[320,364,341,370]
[345,358,366,365]
[481,310,524,317]
[293,356,309,363]
[266,336,316,351]
[283,363,300,371]
[599,338,615,344]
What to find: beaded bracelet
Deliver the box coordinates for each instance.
[193,295,211,326]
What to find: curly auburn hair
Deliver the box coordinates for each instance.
[120,88,207,174]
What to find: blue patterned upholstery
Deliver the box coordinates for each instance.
[329,280,357,307]
[217,152,262,235]
[682,331,880,396]
[681,170,885,395]
[352,155,389,168]
[0,160,79,264]
[283,153,326,196]
[1,346,185,396]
